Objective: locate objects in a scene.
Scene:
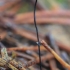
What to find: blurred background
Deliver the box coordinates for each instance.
[0,0,70,70]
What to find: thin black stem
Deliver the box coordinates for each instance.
[34,0,42,70]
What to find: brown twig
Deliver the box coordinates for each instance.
[20,17,70,25]
[7,45,46,52]
[56,41,70,52]
[41,40,70,70]
[0,0,21,12]
[15,10,70,24]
